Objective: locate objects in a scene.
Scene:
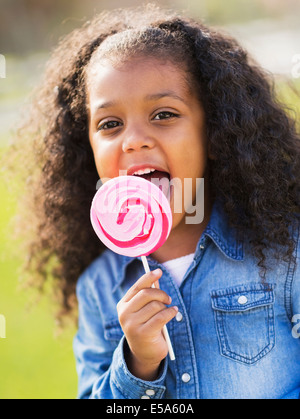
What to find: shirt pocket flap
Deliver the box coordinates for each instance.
[104,319,124,341]
[211,284,275,313]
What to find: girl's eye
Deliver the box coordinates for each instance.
[153,111,178,121]
[98,120,122,131]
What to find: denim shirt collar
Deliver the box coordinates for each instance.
[113,199,244,291]
[203,198,244,262]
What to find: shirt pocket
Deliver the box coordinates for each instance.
[104,319,124,343]
[211,283,276,365]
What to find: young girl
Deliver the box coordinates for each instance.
[19,5,300,399]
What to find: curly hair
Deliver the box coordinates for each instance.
[14,4,300,322]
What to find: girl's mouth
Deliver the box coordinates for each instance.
[132,170,171,199]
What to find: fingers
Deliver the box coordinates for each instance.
[131,299,169,323]
[117,268,176,331]
[126,287,171,314]
[122,268,163,303]
[146,305,178,331]
[122,304,178,345]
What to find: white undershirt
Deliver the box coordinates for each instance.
[161,253,195,287]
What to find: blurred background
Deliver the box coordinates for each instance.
[0,0,299,399]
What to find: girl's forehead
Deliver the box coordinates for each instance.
[86,56,189,91]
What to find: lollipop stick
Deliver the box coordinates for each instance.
[141,256,175,361]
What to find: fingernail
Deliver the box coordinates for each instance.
[153,268,162,275]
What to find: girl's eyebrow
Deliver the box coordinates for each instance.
[95,101,116,110]
[94,91,187,112]
[145,91,187,104]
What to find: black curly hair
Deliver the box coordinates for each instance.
[14,4,300,321]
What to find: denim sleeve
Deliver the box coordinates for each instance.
[293,234,300,320]
[73,273,167,399]
[286,225,300,400]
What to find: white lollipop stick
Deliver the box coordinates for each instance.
[141,256,175,361]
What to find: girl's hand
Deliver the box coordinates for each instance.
[117,268,177,381]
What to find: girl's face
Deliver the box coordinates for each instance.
[86,57,209,230]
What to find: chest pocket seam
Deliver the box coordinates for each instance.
[212,286,275,312]
[211,283,276,365]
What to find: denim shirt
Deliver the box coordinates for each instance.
[73,200,300,399]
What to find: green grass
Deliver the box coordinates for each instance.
[0,151,78,399]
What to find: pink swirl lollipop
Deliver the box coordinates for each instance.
[90,175,175,360]
[90,175,172,257]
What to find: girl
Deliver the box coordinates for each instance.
[18,5,300,399]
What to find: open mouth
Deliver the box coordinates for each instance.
[133,169,170,182]
[132,170,171,198]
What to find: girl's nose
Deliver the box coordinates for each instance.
[122,126,155,153]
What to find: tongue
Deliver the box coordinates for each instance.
[140,170,170,198]
[141,170,169,180]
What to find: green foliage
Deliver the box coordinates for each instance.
[274,78,300,134]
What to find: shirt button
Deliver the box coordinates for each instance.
[141,395,150,399]
[238,295,248,305]
[145,389,155,396]
[175,312,183,322]
[181,373,191,383]
[200,245,205,249]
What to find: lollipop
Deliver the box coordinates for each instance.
[90,175,175,360]
[90,175,172,257]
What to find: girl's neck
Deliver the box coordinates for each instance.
[150,189,213,264]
